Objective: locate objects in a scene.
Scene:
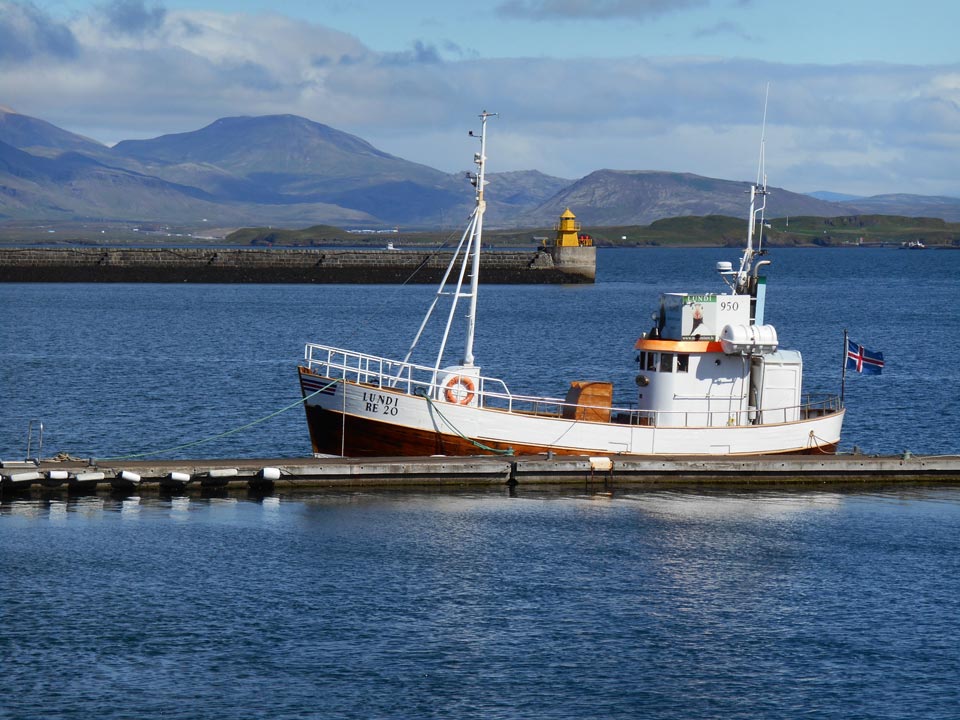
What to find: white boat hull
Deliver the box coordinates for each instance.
[300,368,844,457]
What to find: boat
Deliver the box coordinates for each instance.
[298,111,845,457]
[901,240,926,250]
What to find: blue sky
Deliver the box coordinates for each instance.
[3,0,960,197]
[153,0,957,65]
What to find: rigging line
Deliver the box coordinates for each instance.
[94,381,339,462]
[400,245,446,287]
[399,219,469,287]
[416,389,514,456]
[401,209,478,366]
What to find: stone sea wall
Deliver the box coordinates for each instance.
[0,246,596,284]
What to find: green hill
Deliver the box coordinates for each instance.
[592,214,960,247]
[165,214,960,249]
[225,225,350,246]
[760,215,960,247]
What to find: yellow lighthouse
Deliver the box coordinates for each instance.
[542,207,596,281]
[552,208,593,247]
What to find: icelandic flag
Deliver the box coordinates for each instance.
[846,339,884,375]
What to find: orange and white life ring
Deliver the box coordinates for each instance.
[443,375,476,405]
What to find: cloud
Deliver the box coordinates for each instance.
[99,0,166,37]
[693,20,754,42]
[440,40,472,59]
[379,40,443,66]
[0,1,78,63]
[496,0,708,21]
[2,5,959,196]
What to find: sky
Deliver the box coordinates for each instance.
[2,0,959,197]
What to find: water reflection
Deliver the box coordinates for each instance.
[3,483,960,720]
[3,485,960,522]
[120,495,141,518]
[629,490,845,519]
[0,491,272,521]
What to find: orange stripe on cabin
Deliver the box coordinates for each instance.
[634,338,724,352]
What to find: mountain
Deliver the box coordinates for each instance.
[489,170,572,207]
[0,138,241,222]
[1,107,959,229]
[808,190,865,203]
[114,114,449,183]
[0,107,109,159]
[844,194,960,222]
[0,133,375,226]
[523,170,853,226]
[112,114,470,224]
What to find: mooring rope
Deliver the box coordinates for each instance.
[417,389,514,456]
[808,431,836,454]
[95,380,338,461]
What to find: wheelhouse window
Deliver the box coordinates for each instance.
[660,353,674,373]
[646,352,657,371]
[677,353,689,373]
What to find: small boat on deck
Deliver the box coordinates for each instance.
[298,111,844,457]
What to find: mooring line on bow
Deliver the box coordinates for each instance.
[417,388,514,456]
[95,381,339,461]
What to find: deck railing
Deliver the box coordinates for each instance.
[304,343,513,406]
[610,394,843,428]
[303,343,843,429]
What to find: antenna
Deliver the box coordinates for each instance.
[756,84,769,188]
[461,110,497,366]
[754,83,769,255]
[734,84,770,294]
[404,111,497,379]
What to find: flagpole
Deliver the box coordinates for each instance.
[841,328,848,404]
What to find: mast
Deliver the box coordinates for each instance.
[399,111,496,385]
[735,85,769,296]
[462,110,495,367]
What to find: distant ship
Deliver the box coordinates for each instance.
[298,112,844,457]
[901,240,927,249]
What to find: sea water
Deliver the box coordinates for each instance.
[1,247,957,458]
[2,247,960,719]
[3,487,960,719]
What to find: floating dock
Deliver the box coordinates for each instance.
[2,453,960,494]
[0,245,596,284]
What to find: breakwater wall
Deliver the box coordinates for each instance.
[0,246,596,284]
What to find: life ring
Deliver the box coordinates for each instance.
[443,375,476,405]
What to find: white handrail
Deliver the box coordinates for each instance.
[304,343,842,429]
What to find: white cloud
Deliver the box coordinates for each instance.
[1,2,959,196]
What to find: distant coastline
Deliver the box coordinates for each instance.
[1,213,959,249]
